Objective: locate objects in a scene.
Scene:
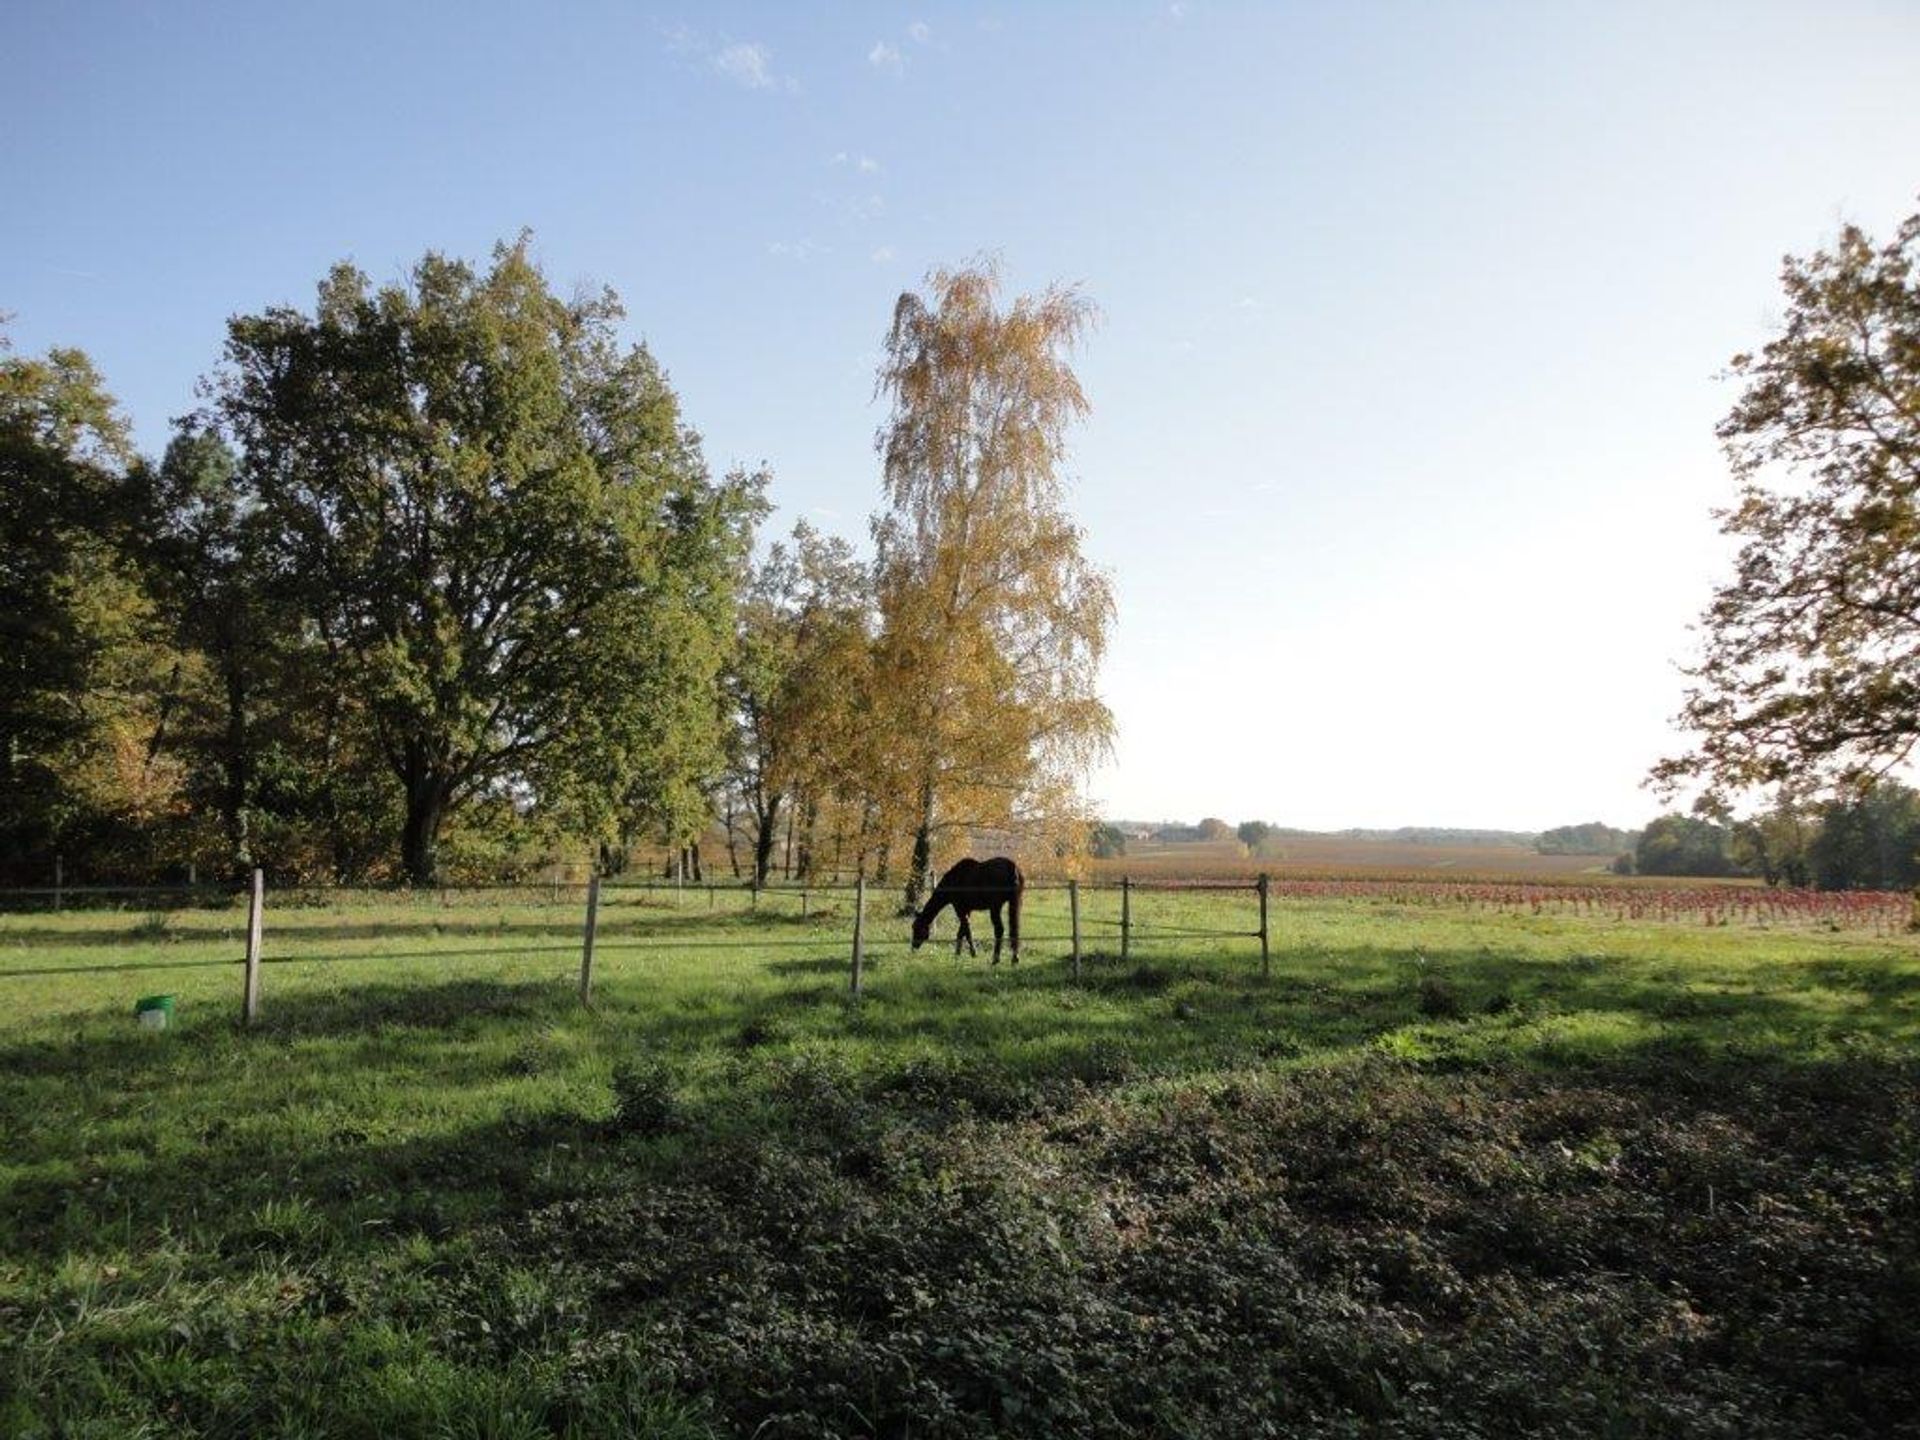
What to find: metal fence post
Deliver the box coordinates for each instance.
[1121,876,1131,962]
[579,873,602,1008]
[1258,872,1271,979]
[242,868,264,1027]
[851,876,865,996]
[1070,878,1082,978]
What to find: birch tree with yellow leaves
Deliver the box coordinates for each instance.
[872,260,1115,906]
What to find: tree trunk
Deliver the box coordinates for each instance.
[690,841,703,883]
[724,793,742,878]
[399,746,451,885]
[753,792,782,887]
[797,794,819,882]
[903,773,937,911]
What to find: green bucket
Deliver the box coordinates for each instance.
[135,994,175,1031]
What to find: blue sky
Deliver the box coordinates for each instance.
[7,2,1920,829]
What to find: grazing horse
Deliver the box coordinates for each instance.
[912,856,1024,965]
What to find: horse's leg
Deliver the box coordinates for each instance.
[989,903,1005,965]
[955,912,975,958]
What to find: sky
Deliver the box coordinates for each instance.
[6,1,1920,831]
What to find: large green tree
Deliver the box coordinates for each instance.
[0,333,177,867]
[211,239,752,882]
[1656,205,1920,807]
[871,261,1116,905]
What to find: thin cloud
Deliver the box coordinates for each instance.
[871,246,896,263]
[868,40,903,72]
[663,25,798,94]
[714,40,798,93]
[767,239,826,260]
[830,151,882,174]
[907,20,932,44]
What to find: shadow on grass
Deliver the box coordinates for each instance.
[4,936,1916,1256]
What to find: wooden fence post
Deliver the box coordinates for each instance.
[242,868,264,1027]
[801,887,809,919]
[1070,879,1081,979]
[1258,873,1271,979]
[579,873,602,1008]
[1121,876,1131,962]
[851,876,865,996]
[53,855,63,913]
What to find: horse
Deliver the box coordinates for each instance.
[911,856,1024,964]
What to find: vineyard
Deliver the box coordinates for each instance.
[1261,877,1912,931]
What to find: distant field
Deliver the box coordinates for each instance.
[3,888,1915,1437]
[1094,834,1638,881]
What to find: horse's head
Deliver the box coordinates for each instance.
[910,909,932,950]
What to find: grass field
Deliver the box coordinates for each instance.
[3,887,1917,1437]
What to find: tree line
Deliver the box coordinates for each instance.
[0,241,1112,904]
[1626,784,1920,890]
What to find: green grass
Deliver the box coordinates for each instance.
[2,887,1916,1437]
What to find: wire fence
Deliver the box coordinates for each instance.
[0,869,1274,1020]
[13,860,1900,1025]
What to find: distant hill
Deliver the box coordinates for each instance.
[1116,823,1540,848]
[1322,826,1538,848]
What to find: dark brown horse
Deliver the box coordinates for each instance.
[911,856,1024,964]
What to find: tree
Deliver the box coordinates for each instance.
[871,260,1116,905]
[1655,206,1920,807]
[1729,796,1816,888]
[1197,817,1234,842]
[722,520,871,885]
[1536,822,1635,856]
[1807,781,1920,890]
[0,332,178,867]
[211,239,753,882]
[1237,819,1273,851]
[1635,814,1740,878]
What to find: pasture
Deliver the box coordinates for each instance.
[2,885,1917,1438]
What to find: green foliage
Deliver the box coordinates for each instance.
[1809,781,1920,891]
[210,238,754,881]
[0,330,180,868]
[1087,821,1128,858]
[1537,820,1636,855]
[722,520,871,885]
[1235,818,1273,850]
[1636,813,1742,878]
[608,1055,685,1136]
